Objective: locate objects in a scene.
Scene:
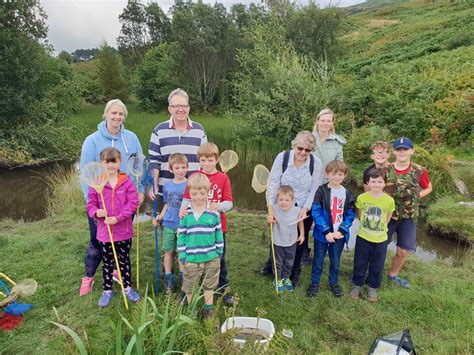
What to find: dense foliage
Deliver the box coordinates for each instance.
[0,0,83,167]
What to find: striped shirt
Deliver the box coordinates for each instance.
[177,206,224,263]
[267,150,323,210]
[148,117,207,195]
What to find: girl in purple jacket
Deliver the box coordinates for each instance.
[86,148,140,308]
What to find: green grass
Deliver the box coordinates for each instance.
[1,174,473,353]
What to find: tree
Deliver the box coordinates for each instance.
[117,1,170,70]
[170,0,239,111]
[133,43,184,112]
[96,43,129,101]
[58,50,72,64]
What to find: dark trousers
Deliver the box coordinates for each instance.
[352,236,388,289]
[311,238,345,286]
[218,233,228,290]
[99,239,132,291]
[84,213,135,278]
[274,243,297,279]
[262,213,313,281]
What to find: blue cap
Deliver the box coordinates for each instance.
[393,137,413,149]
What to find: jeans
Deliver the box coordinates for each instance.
[311,238,345,286]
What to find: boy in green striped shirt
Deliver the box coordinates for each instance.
[177,173,223,318]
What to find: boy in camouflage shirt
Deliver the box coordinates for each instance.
[384,137,432,288]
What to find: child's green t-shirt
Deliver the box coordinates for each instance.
[356,192,395,243]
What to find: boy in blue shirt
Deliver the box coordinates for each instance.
[154,153,188,291]
[307,160,356,298]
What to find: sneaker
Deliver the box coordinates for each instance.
[125,287,141,302]
[350,286,361,300]
[223,293,235,306]
[368,287,378,303]
[79,276,94,296]
[284,278,294,292]
[388,275,410,288]
[307,283,320,297]
[329,284,344,298]
[98,290,114,308]
[290,277,300,288]
[164,274,175,292]
[273,279,285,293]
[112,270,120,283]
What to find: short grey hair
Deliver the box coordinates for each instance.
[103,99,128,119]
[291,131,316,150]
[168,88,189,105]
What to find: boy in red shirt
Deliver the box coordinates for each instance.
[180,142,234,305]
[385,137,432,288]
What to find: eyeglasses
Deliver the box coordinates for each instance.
[169,104,189,110]
[296,146,312,153]
[371,151,389,156]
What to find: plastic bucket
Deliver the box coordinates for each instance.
[221,316,275,349]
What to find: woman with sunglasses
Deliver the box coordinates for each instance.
[261,131,323,287]
[312,108,346,170]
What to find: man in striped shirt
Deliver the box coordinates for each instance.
[177,174,223,318]
[148,88,207,202]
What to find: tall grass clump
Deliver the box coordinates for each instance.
[44,165,84,216]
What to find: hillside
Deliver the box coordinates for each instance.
[333,1,473,145]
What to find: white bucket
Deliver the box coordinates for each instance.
[221,317,275,349]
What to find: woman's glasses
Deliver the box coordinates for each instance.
[296,146,312,153]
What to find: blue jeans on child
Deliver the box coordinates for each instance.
[311,238,345,286]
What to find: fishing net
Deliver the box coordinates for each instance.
[252,164,270,193]
[80,162,108,192]
[126,153,146,177]
[219,150,238,173]
[0,279,37,307]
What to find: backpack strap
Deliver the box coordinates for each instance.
[282,149,314,176]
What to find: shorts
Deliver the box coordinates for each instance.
[388,218,416,251]
[161,226,178,252]
[182,258,220,294]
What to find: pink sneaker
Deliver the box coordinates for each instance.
[80,276,94,296]
[112,270,120,283]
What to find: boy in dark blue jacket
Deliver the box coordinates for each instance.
[307,160,356,298]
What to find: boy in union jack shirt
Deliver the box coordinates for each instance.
[307,160,355,298]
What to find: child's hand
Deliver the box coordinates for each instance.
[209,202,218,211]
[267,214,276,224]
[96,209,106,218]
[179,207,187,219]
[104,217,118,225]
[333,231,343,240]
[326,233,335,243]
[297,234,305,245]
[152,216,162,227]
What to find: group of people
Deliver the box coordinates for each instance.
[78,87,432,314]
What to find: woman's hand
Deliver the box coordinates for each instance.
[96,209,106,218]
[298,207,308,222]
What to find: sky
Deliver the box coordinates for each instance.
[40,0,365,54]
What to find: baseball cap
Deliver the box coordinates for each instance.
[393,137,413,149]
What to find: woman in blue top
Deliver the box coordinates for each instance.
[79,99,144,296]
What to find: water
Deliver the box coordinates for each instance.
[233,328,270,342]
[0,162,468,261]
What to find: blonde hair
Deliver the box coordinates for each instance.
[313,108,335,134]
[187,173,211,191]
[168,153,188,170]
[198,142,219,160]
[100,147,121,162]
[103,99,128,119]
[291,131,316,150]
[277,185,295,199]
[168,88,189,105]
[325,160,348,175]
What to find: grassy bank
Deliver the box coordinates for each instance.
[1,174,473,353]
